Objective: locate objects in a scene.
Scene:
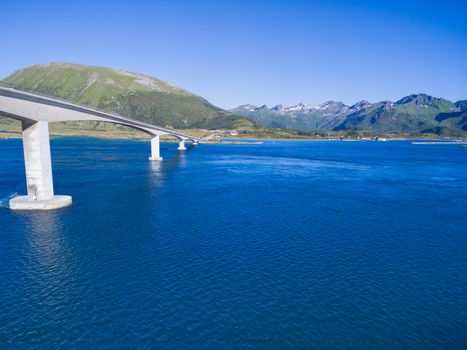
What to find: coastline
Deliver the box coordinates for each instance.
[1,120,465,142]
[1,132,465,143]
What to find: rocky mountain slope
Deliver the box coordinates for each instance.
[231,100,371,130]
[232,94,466,134]
[1,63,252,130]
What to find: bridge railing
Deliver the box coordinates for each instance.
[0,83,198,141]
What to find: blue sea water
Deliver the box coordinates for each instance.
[0,138,466,349]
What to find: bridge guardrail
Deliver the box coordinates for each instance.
[0,83,198,141]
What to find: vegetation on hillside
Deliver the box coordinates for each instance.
[233,94,466,135]
[1,63,465,139]
[1,63,250,130]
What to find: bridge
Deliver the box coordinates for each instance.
[0,84,200,210]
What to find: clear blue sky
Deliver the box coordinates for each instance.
[1,0,466,108]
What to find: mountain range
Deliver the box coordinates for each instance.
[1,63,465,136]
[231,95,467,134]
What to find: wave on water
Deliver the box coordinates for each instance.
[0,192,18,208]
[211,155,368,175]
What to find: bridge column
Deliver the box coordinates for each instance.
[149,135,163,161]
[177,139,187,151]
[9,121,72,210]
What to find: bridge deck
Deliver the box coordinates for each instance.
[0,84,199,141]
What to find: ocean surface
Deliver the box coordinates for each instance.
[0,138,466,349]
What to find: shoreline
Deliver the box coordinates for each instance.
[1,124,465,143]
[1,132,465,143]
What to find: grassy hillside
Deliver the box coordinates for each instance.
[1,63,464,138]
[436,110,467,131]
[335,95,460,133]
[1,62,251,130]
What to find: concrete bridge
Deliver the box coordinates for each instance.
[0,84,200,210]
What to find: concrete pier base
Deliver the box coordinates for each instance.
[177,140,187,150]
[149,135,163,161]
[10,120,71,211]
[10,195,72,210]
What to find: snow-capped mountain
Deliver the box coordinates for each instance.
[230,94,466,133]
[231,100,371,130]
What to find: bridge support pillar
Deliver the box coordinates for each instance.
[149,135,163,161]
[177,140,187,151]
[9,121,72,210]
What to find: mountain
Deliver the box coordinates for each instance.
[435,108,467,132]
[1,63,252,130]
[2,64,464,136]
[232,94,466,134]
[337,94,458,133]
[231,101,368,130]
[455,100,467,110]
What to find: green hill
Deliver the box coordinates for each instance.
[1,62,252,130]
[436,109,467,132]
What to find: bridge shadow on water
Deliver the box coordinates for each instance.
[149,141,196,179]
